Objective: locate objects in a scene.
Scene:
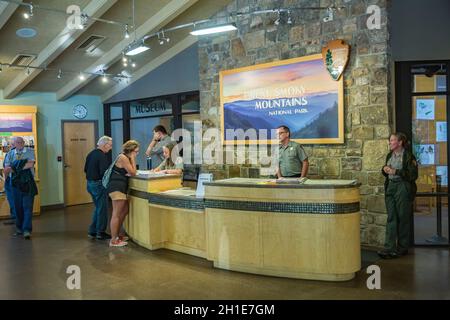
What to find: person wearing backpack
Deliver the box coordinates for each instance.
[378,132,418,259]
[107,140,139,247]
[84,136,112,240]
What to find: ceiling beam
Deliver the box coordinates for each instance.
[101,35,197,102]
[2,0,117,99]
[0,1,22,30]
[56,0,199,101]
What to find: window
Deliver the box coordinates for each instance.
[104,91,200,172]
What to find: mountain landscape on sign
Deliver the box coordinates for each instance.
[223,92,338,139]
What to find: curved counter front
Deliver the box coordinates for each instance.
[204,178,361,281]
[126,177,361,282]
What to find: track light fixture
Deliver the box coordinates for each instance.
[101,70,108,83]
[274,10,281,25]
[158,31,170,45]
[1,1,348,84]
[23,3,33,19]
[287,10,293,24]
[122,52,128,66]
[0,60,131,82]
[125,39,150,56]
[190,23,238,36]
[124,24,130,39]
[79,13,89,29]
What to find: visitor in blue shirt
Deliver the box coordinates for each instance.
[2,138,16,225]
[3,136,37,239]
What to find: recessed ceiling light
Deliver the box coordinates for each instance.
[16,28,37,38]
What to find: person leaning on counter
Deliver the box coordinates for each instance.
[145,125,172,169]
[276,125,309,178]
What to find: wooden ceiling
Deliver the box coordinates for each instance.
[0,0,232,101]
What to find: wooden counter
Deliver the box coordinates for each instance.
[124,174,183,249]
[204,178,361,281]
[126,177,361,282]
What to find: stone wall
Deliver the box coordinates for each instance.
[198,0,392,247]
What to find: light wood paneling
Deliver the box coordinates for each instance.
[129,176,182,193]
[127,195,151,248]
[206,209,262,266]
[152,205,206,258]
[206,209,360,281]
[126,176,183,250]
[127,177,361,281]
[205,185,360,203]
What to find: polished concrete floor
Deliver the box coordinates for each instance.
[0,204,449,300]
[414,206,449,244]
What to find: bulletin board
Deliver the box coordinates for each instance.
[0,105,40,218]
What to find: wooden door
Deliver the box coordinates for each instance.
[63,121,97,206]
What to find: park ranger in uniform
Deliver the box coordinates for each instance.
[276,125,309,178]
[378,132,418,259]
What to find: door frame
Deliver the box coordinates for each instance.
[395,60,450,246]
[61,120,99,206]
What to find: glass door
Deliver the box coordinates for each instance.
[410,63,449,245]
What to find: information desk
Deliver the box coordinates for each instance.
[124,173,183,249]
[126,177,361,281]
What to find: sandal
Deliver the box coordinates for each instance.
[109,238,128,247]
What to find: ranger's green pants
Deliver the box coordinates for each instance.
[384,180,413,252]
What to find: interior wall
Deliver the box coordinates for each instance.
[105,44,199,103]
[198,0,391,247]
[0,91,104,206]
[390,0,450,61]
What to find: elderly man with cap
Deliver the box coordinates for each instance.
[3,136,37,239]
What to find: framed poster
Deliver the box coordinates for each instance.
[415,144,435,165]
[436,166,448,186]
[220,54,344,145]
[0,114,33,132]
[436,121,447,142]
[416,99,435,120]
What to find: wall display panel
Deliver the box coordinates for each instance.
[0,106,40,218]
[436,121,447,142]
[416,98,435,120]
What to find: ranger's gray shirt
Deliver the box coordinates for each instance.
[149,135,172,169]
[387,149,404,180]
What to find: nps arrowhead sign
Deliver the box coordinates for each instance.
[322,39,350,81]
